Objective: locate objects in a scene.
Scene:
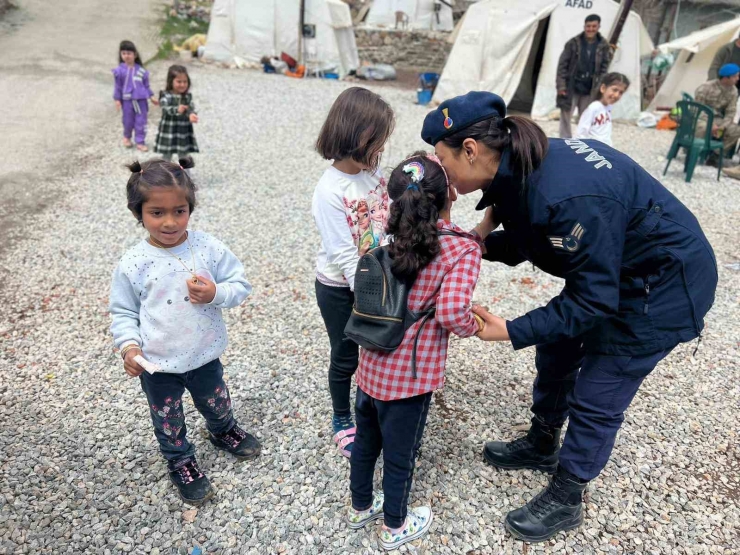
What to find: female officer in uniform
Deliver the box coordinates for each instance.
[421,91,718,542]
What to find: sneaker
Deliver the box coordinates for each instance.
[332,413,356,458]
[347,491,385,530]
[209,424,261,461]
[168,456,214,506]
[378,506,433,551]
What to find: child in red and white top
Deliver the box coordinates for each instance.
[347,152,490,551]
[576,72,630,147]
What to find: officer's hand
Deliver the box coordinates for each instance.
[558,90,568,97]
[474,206,499,239]
[472,305,510,342]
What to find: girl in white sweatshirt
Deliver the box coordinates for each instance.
[576,72,630,147]
[109,157,259,506]
[312,87,395,458]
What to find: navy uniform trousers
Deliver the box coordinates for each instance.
[532,336,672,481]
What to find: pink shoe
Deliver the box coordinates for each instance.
[333,426,356,458]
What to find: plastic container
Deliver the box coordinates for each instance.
[417,89,433,105]
[324,72,339,79]
[419,72,440,91]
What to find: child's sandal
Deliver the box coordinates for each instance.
[136,144,149,152]
[333,426,356,458]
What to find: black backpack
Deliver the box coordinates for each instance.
[344,230,465,378]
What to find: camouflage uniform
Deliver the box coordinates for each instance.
[694,79,740,153]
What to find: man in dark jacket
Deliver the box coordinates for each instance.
[557,14,612,138]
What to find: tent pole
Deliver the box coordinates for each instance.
[299,0,306,64]
[608,0,635,51]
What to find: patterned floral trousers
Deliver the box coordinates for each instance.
[139,358,236,462]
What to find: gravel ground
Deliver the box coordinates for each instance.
[0,63,738,555]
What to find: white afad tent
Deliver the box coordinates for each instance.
[433,0,653,121]
[203,0,359,77]
[648,17,740,111]
[365,0,454,32]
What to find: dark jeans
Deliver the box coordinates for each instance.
[531,337,671,480]
[139,358,236,462]
[350,388,432,529]
[315,280,359,417]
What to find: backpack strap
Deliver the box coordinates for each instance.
[405,230,472,379]
[411,310,435,379]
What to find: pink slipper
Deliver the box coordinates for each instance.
[333,427,356,458]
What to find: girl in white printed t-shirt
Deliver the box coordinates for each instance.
[576,72,630,147]
[312,87,395,459]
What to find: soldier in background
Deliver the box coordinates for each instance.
[695,63,740,168]
[708,37,740,93]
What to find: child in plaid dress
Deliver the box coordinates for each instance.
[155,65,199,159]
[346,153,491,550]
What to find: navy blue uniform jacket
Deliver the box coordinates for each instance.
[482,139,718,356]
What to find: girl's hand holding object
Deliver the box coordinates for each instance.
[186,275,216,304]
[123,347,145,377]
[189,114,199,124]
[178,105,188,114]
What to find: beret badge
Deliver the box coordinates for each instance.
[442,108,453,130]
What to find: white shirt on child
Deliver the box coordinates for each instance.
[576,100,613,146]
[312,166,389,290]
[109,230,252,373]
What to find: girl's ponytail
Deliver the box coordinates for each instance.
[178,155,195,170]
[386,153,449,281]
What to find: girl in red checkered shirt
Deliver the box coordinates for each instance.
[346,153,493,550]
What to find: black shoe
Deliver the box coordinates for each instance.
[209,424,262,461]
[706,154,737,168]
[168,456,214,506]
[505,466,588,543]
[483,416,560,473]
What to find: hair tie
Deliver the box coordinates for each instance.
[406,184,419,191]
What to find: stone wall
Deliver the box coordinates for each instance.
[354,28,452,72]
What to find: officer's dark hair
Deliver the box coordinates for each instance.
[166,65,191,93]
[386,152,448,281]
[316,87,395,173]
[441,115,549,178]
[126,157,197,223]
[585,14,601,24]
[119,40,143,67]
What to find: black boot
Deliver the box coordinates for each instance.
[706,152,738,168]
[505,466,588,543]
[209,424,262,461]
[483,416,560,473]
[168,456,214,506]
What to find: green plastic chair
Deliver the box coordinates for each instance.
[663,100,724,182]
[681,91,694,102]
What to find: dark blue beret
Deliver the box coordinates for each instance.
[421,91,507,145]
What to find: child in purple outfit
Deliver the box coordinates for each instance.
[113,40,158,152]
